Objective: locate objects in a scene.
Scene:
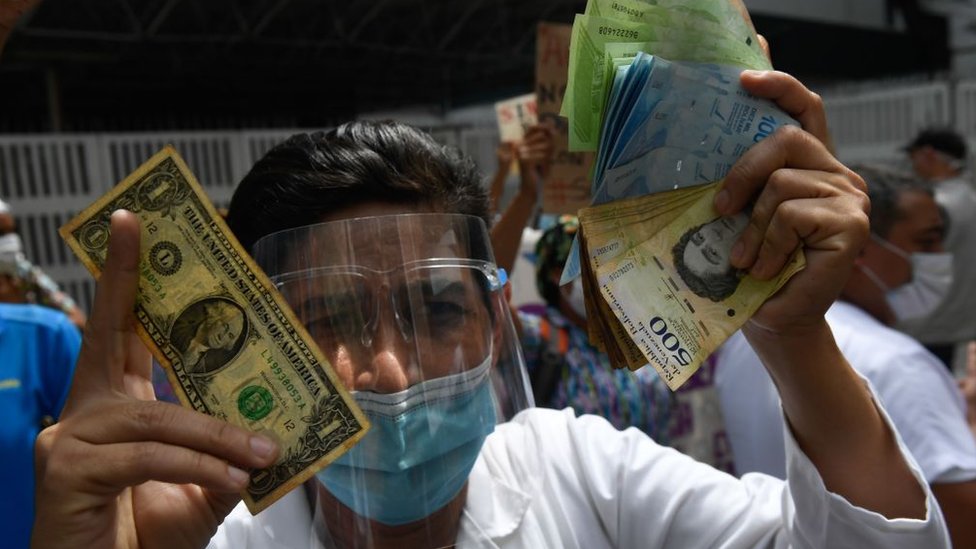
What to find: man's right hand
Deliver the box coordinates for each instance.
[32,211,278,549]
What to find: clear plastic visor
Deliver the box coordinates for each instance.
[251,213,533,540]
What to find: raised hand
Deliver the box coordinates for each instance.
[32,211,278,549]
[717,72,868,336]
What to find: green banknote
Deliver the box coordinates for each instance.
[563,8,770,151]
[60,147,370,513]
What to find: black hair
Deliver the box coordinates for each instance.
[851,164,933,238]
[226,120,489,252]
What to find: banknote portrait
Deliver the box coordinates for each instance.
[672,213,748,302]
[169,297,248,375]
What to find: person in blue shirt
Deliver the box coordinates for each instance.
[0,302,80,549]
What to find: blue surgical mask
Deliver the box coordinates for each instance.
[315,357,496,525]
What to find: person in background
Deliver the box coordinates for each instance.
[900,128,976,371]
[964,342,976,440]
[0,198,87,329]
[715,165,976,549]
[488,124,553,276]
[518,214,673,442]
[33,109,951,547]
[0,247,80,549]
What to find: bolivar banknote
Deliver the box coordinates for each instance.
[592,55,799,203]
[59,147,369,514]
[579,182,713,368]
[563,8,769,150]
[583,181,804,389]
[561,55,793,286]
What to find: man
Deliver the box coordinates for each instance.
[33,93,950,546]
[715,165,976,549]
[0,248,80,549]
[900,128,976,369]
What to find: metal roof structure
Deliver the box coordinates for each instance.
[0,0,950,133]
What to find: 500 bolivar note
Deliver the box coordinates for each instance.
[59,147,369,514]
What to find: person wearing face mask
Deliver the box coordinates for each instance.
[900,128,976,370]
[33,106,954,548]
[714,164,976,549]
[516,215,674,443]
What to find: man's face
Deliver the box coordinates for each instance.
[682,213,749,279]
[199,305,244,350]
[908,148,936,180]
[276,204,497,395]
[862,189,944,288]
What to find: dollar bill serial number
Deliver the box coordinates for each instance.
[598,26,639,40]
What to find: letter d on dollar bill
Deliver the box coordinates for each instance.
[59,147,369,514]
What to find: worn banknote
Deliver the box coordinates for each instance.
[563,3,769,150]
[581,181,804,389]
[60,147,369,514]
[560,54,795,285]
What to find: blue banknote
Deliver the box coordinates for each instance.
[561,54,798,285]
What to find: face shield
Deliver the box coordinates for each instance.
[252,213,533,542]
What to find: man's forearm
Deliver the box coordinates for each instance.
[743,319,927,520]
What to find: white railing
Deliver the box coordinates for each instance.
[823,81,951,165]
[10,75,976,315]
[0,125,502,313]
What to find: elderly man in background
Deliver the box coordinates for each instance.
[715,165,976,549]
[900,128,976,371]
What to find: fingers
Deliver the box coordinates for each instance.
[69,400,279,470]
[749,197,863,280]
[89,442,255,493]
[740,70,834,152]
[716,125,855,216]
[66,211,143,407]
[733,169,856,272]
[716,126,869,277]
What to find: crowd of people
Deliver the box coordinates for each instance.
[3,2,976,548]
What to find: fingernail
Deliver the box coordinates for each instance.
[228,465,250,487]
[250,436,276,458]
[714,190,730,213]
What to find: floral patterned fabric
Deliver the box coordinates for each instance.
[518,307,673,442]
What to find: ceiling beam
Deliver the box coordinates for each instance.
[437,0,487,51]
[147,0,181,36]
[348,0,391,41]
[252,0,292,36]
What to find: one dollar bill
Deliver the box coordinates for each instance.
[59,147,370,514]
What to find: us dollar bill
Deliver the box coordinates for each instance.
[60,147,369,514]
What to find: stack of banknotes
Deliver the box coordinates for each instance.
[559,0,806,390]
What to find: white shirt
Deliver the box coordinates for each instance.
[898,174,976,344]
[716,301,976,484]
[211,405,947,548]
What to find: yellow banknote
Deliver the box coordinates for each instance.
[589,181,804,389]
[59,147,369,514]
